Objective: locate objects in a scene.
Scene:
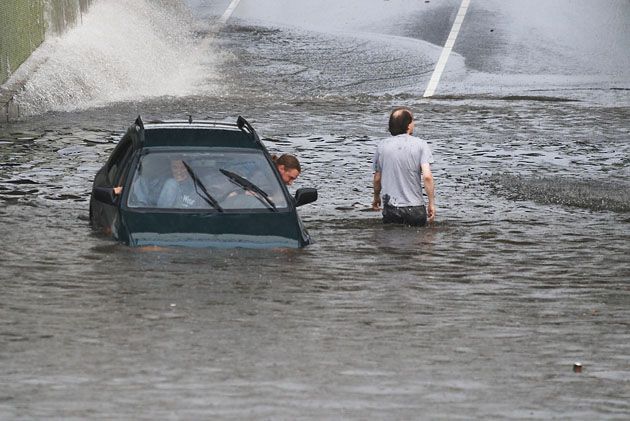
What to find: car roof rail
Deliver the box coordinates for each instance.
[131,115,145,149]
[127,115,267,149]
[237,116,254,134]
[237,116,262,145]
[135,115,144,129]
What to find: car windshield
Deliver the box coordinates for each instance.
[126,150,288,210]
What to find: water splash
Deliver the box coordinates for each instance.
[15,0,215,115]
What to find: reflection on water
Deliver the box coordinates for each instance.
[1,0,630,418]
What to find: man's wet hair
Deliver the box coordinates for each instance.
[388,107,414,135]
[272,153,301,172]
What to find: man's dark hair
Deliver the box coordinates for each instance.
[272,153,301,172]
[388,107,413,135]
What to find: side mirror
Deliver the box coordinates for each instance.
[92,186,116,205]
[294,188,317,207]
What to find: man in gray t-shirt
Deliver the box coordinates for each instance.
[372,107,436,226]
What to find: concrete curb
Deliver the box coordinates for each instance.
[1,38,53,123]
[0,80,24,123]
[1,0,94,123]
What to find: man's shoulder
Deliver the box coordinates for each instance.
[378,134,431,150]
[408,135,428,144]
[412,136,433,151]
[161,178,178,191]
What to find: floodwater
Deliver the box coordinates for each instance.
[1,0,629,419]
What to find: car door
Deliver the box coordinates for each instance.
[91,136,135,234]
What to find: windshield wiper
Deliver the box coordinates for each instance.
[181,161,223,212]
[219,168,277,212]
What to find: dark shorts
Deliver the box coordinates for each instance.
[382,195,427,226]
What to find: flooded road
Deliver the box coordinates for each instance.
[1,0,629,418]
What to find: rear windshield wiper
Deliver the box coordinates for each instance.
[219,168,277,212]
[182,161,223,212]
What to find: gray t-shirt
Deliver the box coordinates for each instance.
[373,134,434,207]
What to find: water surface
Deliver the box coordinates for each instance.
[1,0,629,418]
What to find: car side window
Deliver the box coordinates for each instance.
[115,147,135,187]
[107,160,119,184]
[106,138,132,185]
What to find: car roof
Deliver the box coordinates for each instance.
[124,116,266,151]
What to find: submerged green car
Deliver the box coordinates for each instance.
[89,116,317,248]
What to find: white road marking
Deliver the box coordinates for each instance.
[423,0,471,98]
[198,0,242,51]
[218,0,243,25]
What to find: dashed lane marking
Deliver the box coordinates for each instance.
[218,0,243,25]
[423,0,471,98]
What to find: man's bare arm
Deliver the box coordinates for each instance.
[421,163,435,222]
[372,171,382,210]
